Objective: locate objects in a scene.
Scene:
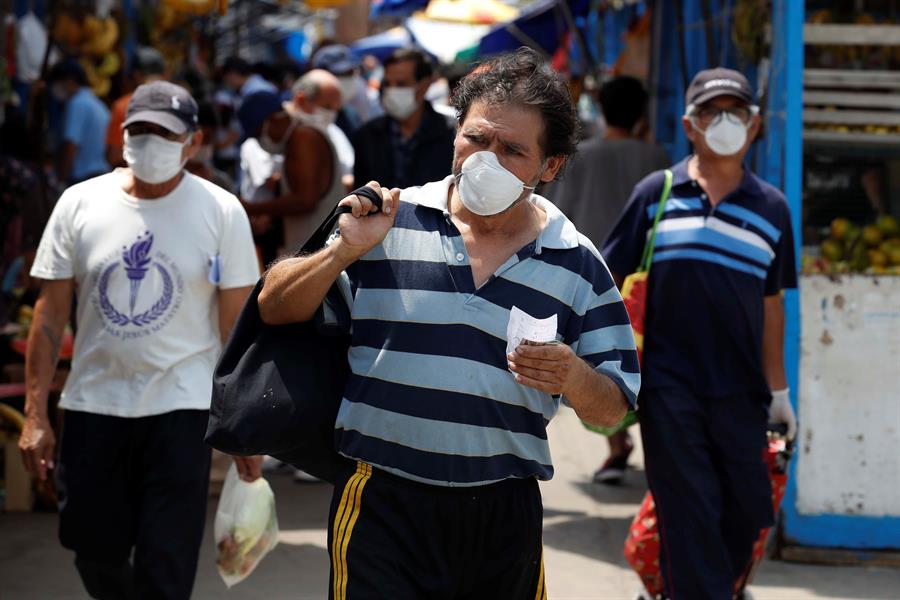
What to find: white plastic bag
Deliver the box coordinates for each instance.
[214,464,279,587]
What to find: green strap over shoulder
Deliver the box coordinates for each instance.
[638,169,673,273]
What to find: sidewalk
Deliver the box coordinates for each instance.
[1,407,897,599]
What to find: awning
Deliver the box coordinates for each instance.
[349,27,414,61]
[460,0,591,61]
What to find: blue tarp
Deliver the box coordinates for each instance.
[350,27,414,61]
[477,0,591,58]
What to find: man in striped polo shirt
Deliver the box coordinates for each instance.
[259,48,638,599]
[604,68,797,599]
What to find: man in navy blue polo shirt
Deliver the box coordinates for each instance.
[603,68,797,599]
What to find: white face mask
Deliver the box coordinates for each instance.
[123,132,189,184]
[337,76,358,103]
[457,151,536,216]
[259,119,298,156]
[382,87,419,121]
[693,112,748,156]
[296,106,337,130]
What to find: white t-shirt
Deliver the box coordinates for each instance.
[239,137,282,202]
[326,122,354,178]
[31,170,260,417]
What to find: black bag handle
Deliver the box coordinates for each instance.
[298,185,384,255]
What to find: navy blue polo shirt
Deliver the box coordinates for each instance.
[603,157,797,398]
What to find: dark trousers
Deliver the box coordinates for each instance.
[639,387,773,600]
[328,462,546,600]
[56,409,212,600]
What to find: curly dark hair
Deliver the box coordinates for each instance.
[451,47,579,169]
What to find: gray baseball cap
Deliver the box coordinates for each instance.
[685,68,754,107]
[123,80,199,134]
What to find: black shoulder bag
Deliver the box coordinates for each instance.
[205,187,382,484]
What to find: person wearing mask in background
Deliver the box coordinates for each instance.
[603,68,798,599]
[543,76,669,485]
[105,47,168,167]
[19,81,261,600]
[237,88,344,256]
[284,69,355,191]
[352,48,455,190]
[312,44,382,137]
[47,60,110,185]
[237,92,286,265]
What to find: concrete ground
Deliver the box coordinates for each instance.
[2,408,897,599]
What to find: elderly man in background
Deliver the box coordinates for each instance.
[604,68,797,599]
[285,69,355,191]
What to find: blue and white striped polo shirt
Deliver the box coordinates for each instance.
[333,176,640,487]
[603,157,797,398]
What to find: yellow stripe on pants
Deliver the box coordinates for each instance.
[534,545,547,600]
[331,462,372,600]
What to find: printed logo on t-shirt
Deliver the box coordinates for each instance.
[92,231,184,339]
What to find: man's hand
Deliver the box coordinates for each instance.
[510,341,629,427]
[233,455,264,482]
[19,414,56,482]
[333,181,399,262]
[507,342,583,395]
[769,388,797,441]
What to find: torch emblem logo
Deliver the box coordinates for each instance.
[96,231,176,328]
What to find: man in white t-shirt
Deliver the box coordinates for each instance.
[19,81,261,600]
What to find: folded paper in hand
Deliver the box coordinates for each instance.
[506,306,557,356]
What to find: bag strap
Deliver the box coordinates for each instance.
[638,169,673,273]
[297,185,384,255]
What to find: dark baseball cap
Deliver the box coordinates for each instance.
[685,68,754,107]
[123,81,199,135]
[236,91,283,139]
[312,44,360,75]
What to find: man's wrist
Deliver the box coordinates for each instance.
[329,236,367,266]
[562,354,593,398]
[24,397,50,420]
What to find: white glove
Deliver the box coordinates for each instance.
[769,388,797,441]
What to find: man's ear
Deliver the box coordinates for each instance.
[183,129,203,161]
[540,155,566,183]
[681,115,698,145]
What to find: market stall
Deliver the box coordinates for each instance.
[783,1,900,556]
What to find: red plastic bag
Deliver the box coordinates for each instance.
[624,438,791,597]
